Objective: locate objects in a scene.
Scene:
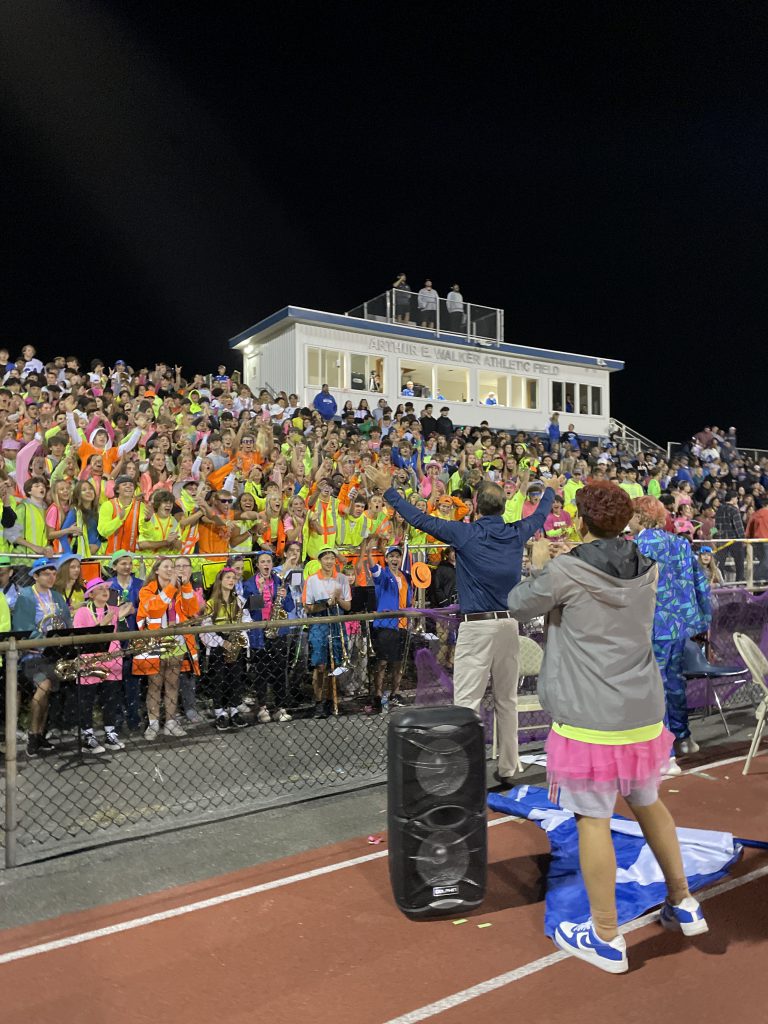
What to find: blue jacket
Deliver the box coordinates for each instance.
[313,391,337,420]
[242,572,296,649]
[371,564,412,629]
[635,528,711,641]
[109,575,144,632]
[385,487,555,614]
[391,445,420,473]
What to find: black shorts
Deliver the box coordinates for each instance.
[420,309,436,325]
[20,654,61,692]
[372,626,407,664]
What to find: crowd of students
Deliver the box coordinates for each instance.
[0,346,758,754]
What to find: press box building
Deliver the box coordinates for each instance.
[230,290,624,436]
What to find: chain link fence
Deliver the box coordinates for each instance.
[1,583,766,867]
[0,609,551,865]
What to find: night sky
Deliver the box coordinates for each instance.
[2,3,767,445]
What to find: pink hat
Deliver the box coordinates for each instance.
[84,576,109,594]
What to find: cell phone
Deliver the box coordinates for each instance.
[107,590,120,607]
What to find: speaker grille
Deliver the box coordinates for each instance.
[414,737,469,796]
[414,829,470,887]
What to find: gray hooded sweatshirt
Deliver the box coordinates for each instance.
[507,538,665,732]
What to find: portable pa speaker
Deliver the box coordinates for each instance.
[387,705,487,918]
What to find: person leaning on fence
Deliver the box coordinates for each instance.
[175,555,205,725]
[430,545,457,670]
[507,480,707,975]
[366,464,555,785]
[201,567,252,731]
[242,550,295,724]
[72,577,131,753]
[108,550,144,732]
[366,541,412,714]
[12,556,73,756]
[302,547,352,719]
[133,556,200,742]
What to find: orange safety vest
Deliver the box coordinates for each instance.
[132,580,201,676]
[260,516,286,557]
[104,498,142,554]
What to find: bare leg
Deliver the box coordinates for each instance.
[312,667,328,702]
[629,799,690,905]
[389,660,404,695]
[146,677,162,721]
[575,815,619,941]
[163,666,180,719]
[373,661,387,697]
[30,679,51,734]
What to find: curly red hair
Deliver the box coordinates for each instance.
[575,480,634,537]
[632,495,667,529]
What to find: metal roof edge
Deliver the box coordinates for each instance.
[230,306,625,371]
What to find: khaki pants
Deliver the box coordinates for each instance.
[453,618,520,778]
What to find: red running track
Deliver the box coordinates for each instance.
[0,753,766,1024]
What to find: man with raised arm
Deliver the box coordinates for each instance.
[365,465,554,785]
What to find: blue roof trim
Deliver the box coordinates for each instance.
[229,306,624,371]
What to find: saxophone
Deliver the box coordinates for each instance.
[264,584,289,640]
[223,629,249,663]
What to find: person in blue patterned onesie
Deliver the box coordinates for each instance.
[630,497,711,763]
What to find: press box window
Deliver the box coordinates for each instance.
[511,376,538,410]
[399,360,433,398]
[350,354,384,391]
[307,348,344,390]
[478,372,508,406]
[435,367,469,403]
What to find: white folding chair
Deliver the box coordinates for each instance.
[492,635,545,766]
[732,632,768,775]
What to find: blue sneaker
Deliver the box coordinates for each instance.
[553,919,628,974]
[659,896,709,936]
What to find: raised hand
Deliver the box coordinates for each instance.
[364,466,391,493]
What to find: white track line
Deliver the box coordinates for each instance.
[0,749,757,967]
[0,817,516,966]
[380,863,768,1024]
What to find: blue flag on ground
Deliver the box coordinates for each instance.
[488,785,742,937]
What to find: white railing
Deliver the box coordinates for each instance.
[345,290,504,348]
[608,418,665,456]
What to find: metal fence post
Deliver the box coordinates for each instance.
[5,638,19,868]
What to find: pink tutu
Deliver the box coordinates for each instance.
[545,726,674,797]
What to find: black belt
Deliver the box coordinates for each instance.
[461,611,515,622]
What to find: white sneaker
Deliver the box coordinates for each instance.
[237,703,251,716]
[674,737,700,756]
[256,706,271,724]
[553,919,628,974]
[144,721,160,742]
[272,708,292,722]
[163,719,187,738]
[103,730,125,751]
[663,758,682,778]
[81,731,106,755]
[659,895,709,936]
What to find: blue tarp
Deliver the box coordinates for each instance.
[488,785,742,937]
